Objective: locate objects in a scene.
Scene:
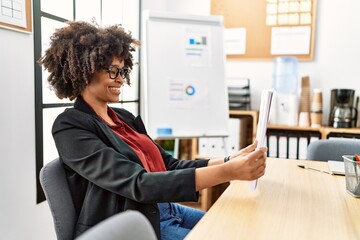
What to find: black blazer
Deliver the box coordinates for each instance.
[52,96,209,239]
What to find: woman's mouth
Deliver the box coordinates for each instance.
[109,87,121,94]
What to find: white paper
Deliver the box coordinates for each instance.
[270,26,311,55]
[183,26,212,67]
[328,161,345,175]
[249,89,274,191]
[168,78,209,108]
[224,28,246,55]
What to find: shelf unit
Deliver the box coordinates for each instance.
[266,124,360,159]
[267,125,360,140]
[321,127,360,139]
[229,110,258,145]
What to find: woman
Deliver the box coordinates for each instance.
[38,21,267,240]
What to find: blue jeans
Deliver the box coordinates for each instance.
[158,202,205,240]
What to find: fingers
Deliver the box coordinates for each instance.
[246,147,267,161]
[227,145,267,180]
[241,141,257,153]
[252,139,258,148]
[255,165,266,178]
[233,141,261,159]
[258,146,268,153]
[248,149,267,178]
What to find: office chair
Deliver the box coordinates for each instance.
[40,158,77,240]
[306,138,360,161]
[40,158,157,240]
[76,210,157,240]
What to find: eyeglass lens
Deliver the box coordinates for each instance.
[108,66,130,79]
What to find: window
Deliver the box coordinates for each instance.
[33,0,140,203]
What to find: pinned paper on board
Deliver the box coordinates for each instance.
[271,26,311,55]
[249,89,274,191]
[224,28,246,55]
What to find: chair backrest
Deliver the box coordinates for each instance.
[76,210,157,240]
[306,139,360,161]
[40,158,77,240]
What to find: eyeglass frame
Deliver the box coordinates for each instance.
[105,65,131,80]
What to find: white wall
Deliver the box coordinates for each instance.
[142,0,360,124]
[0,28,56,239]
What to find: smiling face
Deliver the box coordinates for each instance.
[81,58,125,108]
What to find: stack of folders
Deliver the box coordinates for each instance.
[227,78,251,110]
[250,89,274,191]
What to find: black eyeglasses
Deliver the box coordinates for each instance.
[105,66,131,80]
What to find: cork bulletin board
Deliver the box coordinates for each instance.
[0,0,32,33]
[211,0,317,61]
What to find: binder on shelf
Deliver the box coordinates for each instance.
[288,137,298,159]
[198,138,209,158]
[208,137,226,158]
[278,136,287,158]
[268,135,278,158]
[228,118,240,154]
[198,118,241,158]
[310,136,320,143]
[298,137,308,159]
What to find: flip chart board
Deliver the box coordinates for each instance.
[141,11,229,139]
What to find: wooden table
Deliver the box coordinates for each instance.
[186,158,360,240]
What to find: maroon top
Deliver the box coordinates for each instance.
[106,107,166,172]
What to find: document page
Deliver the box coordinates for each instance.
[328,160,345,175]
[249,89,274,191]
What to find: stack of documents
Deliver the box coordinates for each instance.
[328,160,345,175]
[249,89,274,191]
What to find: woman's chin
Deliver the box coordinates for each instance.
[108,95,120,103]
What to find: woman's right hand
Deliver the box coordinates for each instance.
[224,146,267,181]
[195,145,267,191]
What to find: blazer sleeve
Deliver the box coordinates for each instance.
[52,109,203,204]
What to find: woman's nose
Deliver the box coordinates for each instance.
[114,76,124,84]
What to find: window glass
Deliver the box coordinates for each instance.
[109,102,139,116]
[123,102,139,116]
[75,0,101,23]
[102,0,124,26]
[41,17,71,104]
[43,107,68,165]
[41,0,73,20]
[121,63,139,101]
[121,0,140,39]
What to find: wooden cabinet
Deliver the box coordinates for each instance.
[229,110,258,145]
